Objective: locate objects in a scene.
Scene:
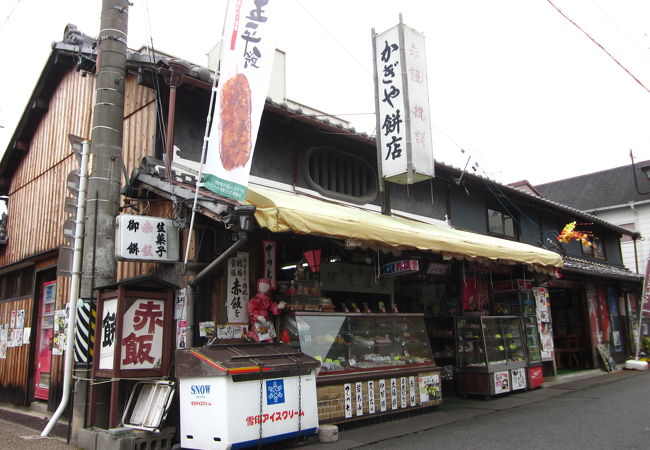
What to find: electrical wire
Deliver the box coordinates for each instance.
[0,0,21,34]
[294,0,371,76]
[547,0,650,95]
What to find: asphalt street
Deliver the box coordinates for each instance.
[359,370,650,449]
[0,418,71,450]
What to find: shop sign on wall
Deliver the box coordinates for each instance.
[226,252,249,323]
[99,299,118,370]
[381,259,419,277]
[120,299,165,370]
[115,214,179,263]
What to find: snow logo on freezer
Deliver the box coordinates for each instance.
[266,379,285,405]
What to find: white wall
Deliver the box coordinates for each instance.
[594,202,650,275]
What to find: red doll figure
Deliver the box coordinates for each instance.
[248,278,285,342]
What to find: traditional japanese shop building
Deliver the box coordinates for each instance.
[0,23,641,442]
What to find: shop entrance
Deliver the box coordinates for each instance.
[549,288,590,370]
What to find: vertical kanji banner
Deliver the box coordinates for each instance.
[373,20,434,185]
[226,252,250,323]
[204,0,284,201]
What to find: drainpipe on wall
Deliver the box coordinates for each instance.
[164,60,190,177]
[42,139,90,437]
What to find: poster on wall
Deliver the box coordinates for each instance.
[0,324,7,358]
[52,307,68,355]
[535,287,555,360]
[16,310,25,329]
[418,373,441,403]
[493,371,510,394]
[174,288,187,320]
[461,275,489,313]
[226,252,249,323]
[176,320,188,350]
[511,368,527,391]
[23,327,31,345]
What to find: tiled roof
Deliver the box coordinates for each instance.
[561,255,643,282]
[535,161,650,211]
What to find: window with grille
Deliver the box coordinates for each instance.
[303,146,378,204]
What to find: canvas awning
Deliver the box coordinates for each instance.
[245,186,563,269]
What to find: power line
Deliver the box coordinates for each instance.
[547,0,650,95]
[0,0,21,34]
[294,0,371,76]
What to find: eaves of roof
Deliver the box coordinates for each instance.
[561,256,643,284]
[433,163,640,239]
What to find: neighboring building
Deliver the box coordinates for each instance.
[0,24,642,446]
[533,162,650,275]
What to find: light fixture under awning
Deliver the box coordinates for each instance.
[245,186,563,269]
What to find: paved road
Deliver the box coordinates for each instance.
[0,419,72,450]
[360,370,650,449]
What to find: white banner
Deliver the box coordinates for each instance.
[373,21,434,185]
[204,0,284,201]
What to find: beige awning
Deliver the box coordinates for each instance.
[245,186,563,269]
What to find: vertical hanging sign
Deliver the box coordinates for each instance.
[373,19,434,185]
[204,0,284,201]
[226,252,250,323]
[261,240,277,289]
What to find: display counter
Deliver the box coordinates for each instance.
[280,312,442,423]
[455,316,528,397]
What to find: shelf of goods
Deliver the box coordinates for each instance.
[281,312,442,423]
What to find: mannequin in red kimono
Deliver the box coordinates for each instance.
[248,278,284,342]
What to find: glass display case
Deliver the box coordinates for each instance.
[524,315,542,364]
[281,312,436,379]
[491,289,536,316]
[454,316,528,397]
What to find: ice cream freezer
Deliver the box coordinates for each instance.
[176,342,321,449]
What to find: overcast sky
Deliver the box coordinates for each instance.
[1,0,650,186]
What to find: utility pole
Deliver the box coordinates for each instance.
[71,0,129,443]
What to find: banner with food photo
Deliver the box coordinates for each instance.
[204,0,284,201]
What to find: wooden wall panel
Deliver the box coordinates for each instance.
[0,297,33,405]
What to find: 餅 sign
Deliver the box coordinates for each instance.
[115,214,180,262]
[373,19,434,185]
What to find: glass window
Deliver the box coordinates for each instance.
[281,313,434,375]
[487,209,516,238]
[582,236,605,260]
[619,223,635,243]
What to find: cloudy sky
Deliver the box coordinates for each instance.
[1,0,650,185]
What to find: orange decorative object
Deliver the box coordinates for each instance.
[557,221,592,247]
